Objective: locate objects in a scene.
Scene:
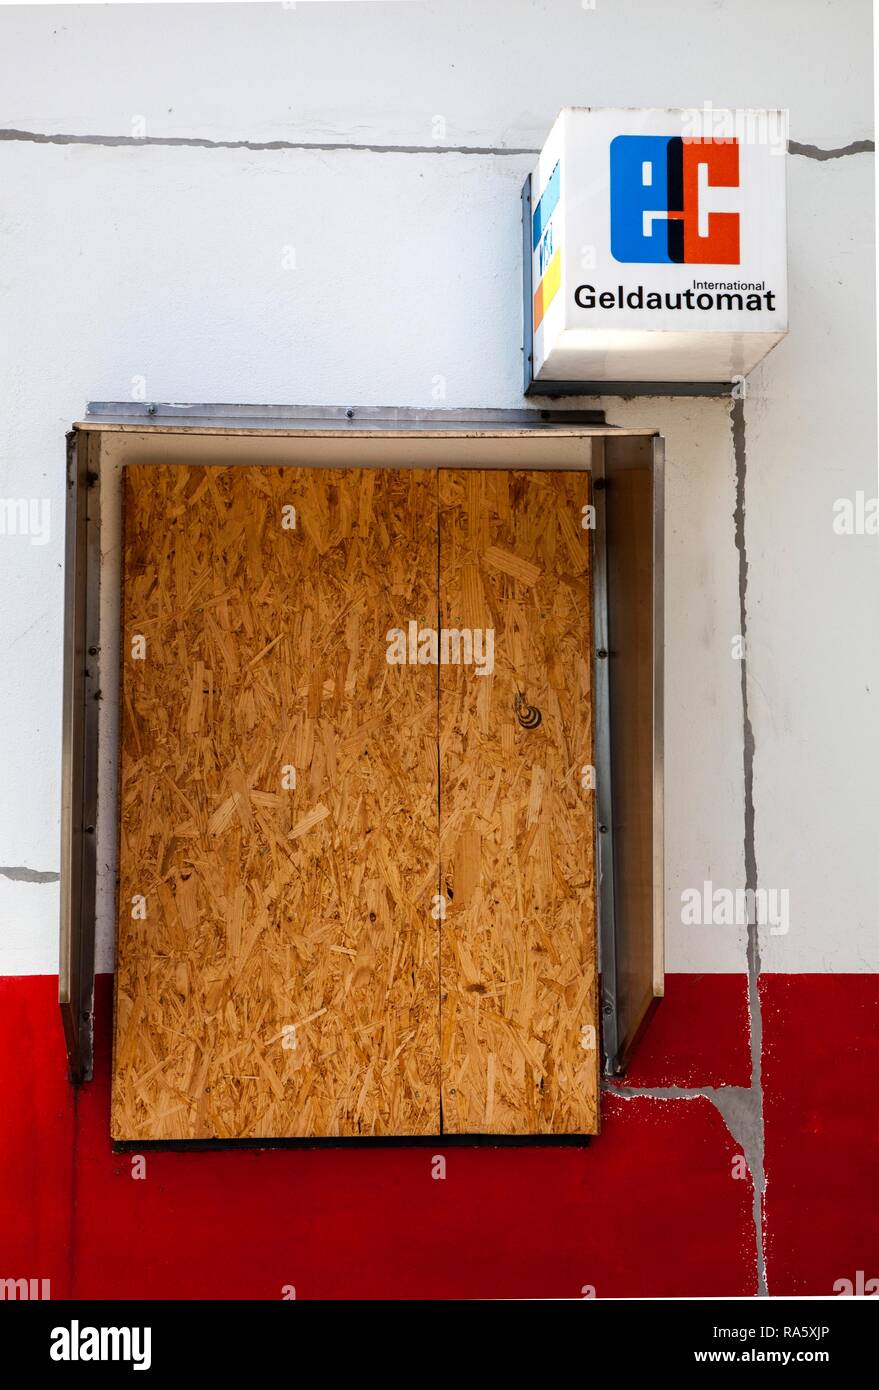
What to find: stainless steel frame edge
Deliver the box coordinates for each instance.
[521,174,535,396]
[652,434,666,1000]
[597,433,666,1075]
[59,428,100,1082]
[591,440,620,1074]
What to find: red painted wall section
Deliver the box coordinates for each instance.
[761,974,879,1297]
[607,972,752,1089]
[0,975,73,1299]
[1,971,876,1298]
[73,1092,754,1300]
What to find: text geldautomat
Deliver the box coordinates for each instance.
[575,283,777,312]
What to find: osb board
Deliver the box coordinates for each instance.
[112,463,597,1141]
[112,465,440,1140]
[438,471,598,1134]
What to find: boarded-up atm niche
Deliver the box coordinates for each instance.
[59,407,663,1144]
[114,463,596,1140]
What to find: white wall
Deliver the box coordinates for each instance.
[0,0,874,976]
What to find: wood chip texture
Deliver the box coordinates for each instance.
[112,464,597,1140]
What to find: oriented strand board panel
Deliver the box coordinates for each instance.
[438,470,598,1134]
[112,465,439,1140]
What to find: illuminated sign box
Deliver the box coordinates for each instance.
[524,107,788,393]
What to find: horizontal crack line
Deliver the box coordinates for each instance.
[0,128,872,160]
[603,1084,738,1099]
[788,138,874,160]
[0,866,61,883]
[0,128,538,157]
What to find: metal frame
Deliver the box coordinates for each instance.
[530,379,733,398]
[651,435,666,1017]
[82,400,607,431]
[59,429,101,1081]
[590,440,620,1071]
[599,433,666,1073]
[60,404,664,1088]
[522,174,536,397]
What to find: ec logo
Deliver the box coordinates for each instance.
[610,135,740,265]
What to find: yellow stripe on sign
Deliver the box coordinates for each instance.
[533,248,561,331]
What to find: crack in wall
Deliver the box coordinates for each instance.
[0,866,60,883]
[0,127,872,161]
[732,395,767,1295]
[605,1081,766,1290]
[788,138,874,160]
[606,1085,762,1174]
[602,399,768,1296]
[0,128,536,157]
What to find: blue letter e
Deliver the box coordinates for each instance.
[610,135,671,263]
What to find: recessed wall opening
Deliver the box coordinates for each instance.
[61,405,664,1146]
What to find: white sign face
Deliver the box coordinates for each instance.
[529,107,788,386]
